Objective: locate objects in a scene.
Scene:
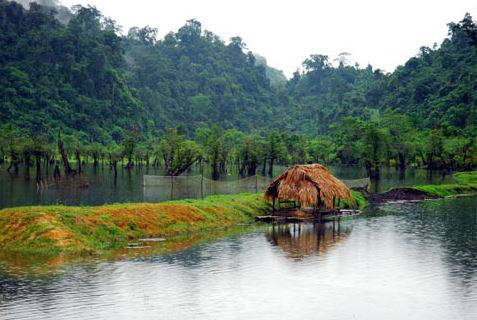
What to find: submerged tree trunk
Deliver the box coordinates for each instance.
[154,155,161,168]
[126,154,133,170]
[236,158,242,176]
[35,154,42,185]
[44,154,49,177]
[113,160,118,177]
[0,147,4,165]
[7,149,19,174]
[24,150,31,180]
[58,132,75,175]
[247,162,257,176]
[93,153,98,168]
[53,163,61,179]
[398,167,405,181]
[268,157,275,176]
[76,149,82,173]
[365,160,380,179]
[219,158,227,175]
[397,151,406,170]
[211,156,220,180]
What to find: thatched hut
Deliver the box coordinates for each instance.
[265,164,352,210]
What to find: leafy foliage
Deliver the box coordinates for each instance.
[290,13,476,135]
[0,1,475,176]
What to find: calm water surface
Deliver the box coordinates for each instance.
[0,197,476,319]
[0,164,454,208]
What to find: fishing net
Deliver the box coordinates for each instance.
[143,174,273,202]
[143,174,369,202]
[143,175,203,202]
[202,175,273,195]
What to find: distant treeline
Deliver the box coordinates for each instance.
[1,112,475,181]
[0,1,475,178]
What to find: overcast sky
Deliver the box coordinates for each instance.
[61,0,477,77]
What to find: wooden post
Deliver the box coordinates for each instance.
[271,224,277,244]
[200,162,204,199]
[170,175,173,200]
[316,224,322,249]
[201,174,204,199]
[316,187,321,212]
[255,175,258,193]
[272,197,275,215]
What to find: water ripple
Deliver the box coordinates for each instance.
[1,197,476,320]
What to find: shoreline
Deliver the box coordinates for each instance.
[0,193,272,256]
[368,171,476,204]
[0,171,475,257]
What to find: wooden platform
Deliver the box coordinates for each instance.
[254,209,361,223]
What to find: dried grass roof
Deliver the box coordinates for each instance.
[264,164,352,209]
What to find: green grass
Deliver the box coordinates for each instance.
[9,172,465,259]
[453,171,477,184]
[414,184,477,197]
[0,190,369,256]
[414,171,477,198]
[340,190,368,209]
[0,193,271,256]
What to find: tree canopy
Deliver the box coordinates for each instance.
[0,1,475,174]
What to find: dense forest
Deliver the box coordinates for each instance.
[0,0,475,179]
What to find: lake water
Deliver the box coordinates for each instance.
[0,196,476,319]
[0,163,455,208]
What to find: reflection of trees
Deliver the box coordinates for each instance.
[266,222,353,261]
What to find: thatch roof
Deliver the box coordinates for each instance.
[264,164,352,209]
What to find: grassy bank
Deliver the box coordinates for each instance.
[0,178,437,258]
[343,191,368,209]
[414,171,477,197]
[0,193,271,256]
[367,171,477,204]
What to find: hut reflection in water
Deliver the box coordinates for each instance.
[266,222,352,261]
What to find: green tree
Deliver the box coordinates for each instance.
[361,121,387,178]
[425,129,445,169]
[382,109,415,169]
[266,130,285,175]
[159,128,202,176]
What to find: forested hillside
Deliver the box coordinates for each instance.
[123,20,276,134]
[286,13,476,135]
[0,0,475,175]
[0,1,144,143]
